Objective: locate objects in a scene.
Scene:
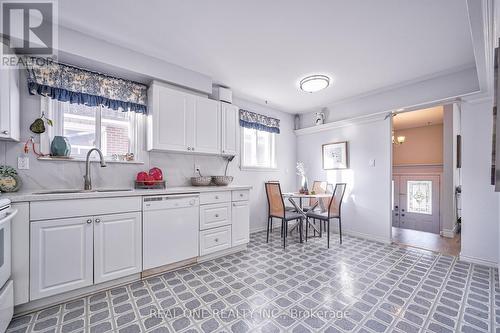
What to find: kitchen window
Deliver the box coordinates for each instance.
[241,127,277,170]
[41,97,143,162]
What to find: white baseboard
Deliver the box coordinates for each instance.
[459,253,498,268]
[251,224,391,244]
[344,229,391,244]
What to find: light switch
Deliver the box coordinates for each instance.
[18,155,30,169]
[369,159,376,167]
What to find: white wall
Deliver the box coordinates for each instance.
[0,73,296,233]
[442,104,461,235]
[57,27,213,93]
[295,116,392,243]
[231,97,297,233]
[460,98,499,265]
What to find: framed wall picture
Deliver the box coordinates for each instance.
[322,141,348,169]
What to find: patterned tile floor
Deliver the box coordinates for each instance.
[6,230,500,333]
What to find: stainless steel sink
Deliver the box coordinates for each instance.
[95,188,133,192]
[33,188,133,195]
[33,189,94,195]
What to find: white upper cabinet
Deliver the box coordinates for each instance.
[148,81,237,156]
[193,97,221,154]
[221,103,238,156]
[0,61,20,141]
[147,83,194,152]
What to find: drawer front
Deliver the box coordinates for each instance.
[200,203,231,230]
[232,190,249,202]
[199,191,231,205]
[199,226,231,256]
[30,197,142,221]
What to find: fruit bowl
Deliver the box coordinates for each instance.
[212,176,233,186]
[191,176,212,186]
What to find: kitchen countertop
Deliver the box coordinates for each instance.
[3,185,252,203]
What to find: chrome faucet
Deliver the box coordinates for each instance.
[84,148,107,191]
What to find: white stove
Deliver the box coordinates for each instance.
[0,199,17,333]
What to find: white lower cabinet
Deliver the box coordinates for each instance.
[199,202,231,230]
[199,225,232,256]
[232,201,250,246]
[94,212,142,284]
[30,212,142,300]
[30,217,94,300]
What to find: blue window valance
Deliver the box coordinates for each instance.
[239,109,280,134]
[24,57,148,114]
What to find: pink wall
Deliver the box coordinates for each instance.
[393,124,443,165]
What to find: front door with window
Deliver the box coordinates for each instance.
[392,174,440,234]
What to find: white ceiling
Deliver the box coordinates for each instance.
[57,0,475,113]
[393,106,444,130]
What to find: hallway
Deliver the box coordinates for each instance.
[392,227,461,256]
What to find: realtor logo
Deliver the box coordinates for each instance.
[1,0,57,56]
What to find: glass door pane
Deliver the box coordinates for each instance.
[407,180,432,215]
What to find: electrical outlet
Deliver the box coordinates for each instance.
[18,156,29,170]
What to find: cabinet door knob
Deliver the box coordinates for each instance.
[215,214,219,218]
[192,147,195,151]
[1,130,8,135]
[215,196,219,199]
[187,147,191,151]
[86,219,92,224]
[240,194,243,197]
[95,218,101,223]
[214,238,219,242]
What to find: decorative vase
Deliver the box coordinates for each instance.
[301,176,309,194]
[50,136,71,157]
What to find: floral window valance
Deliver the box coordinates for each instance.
[24,57,148,114]
[239,109,280,134]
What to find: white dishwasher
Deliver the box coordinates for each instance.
[143,194,199,270]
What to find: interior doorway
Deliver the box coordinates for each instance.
[393,174,440,234]
[391,105,461,256]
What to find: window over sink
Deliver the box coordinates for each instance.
[241,127,277,170]
[40,97,143,162]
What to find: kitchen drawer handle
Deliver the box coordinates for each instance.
[1,130,8,135]
[86,219,92,224]
[214,238,219,242]
[95,218,101,223]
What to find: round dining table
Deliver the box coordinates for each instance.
[281,192,332,236]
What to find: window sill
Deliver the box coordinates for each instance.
[240,166,279,172]
[37,157,144,165]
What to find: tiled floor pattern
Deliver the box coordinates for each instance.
[6,230,500,333]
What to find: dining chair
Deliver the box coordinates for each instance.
[265,182,304,248]
[305,183,347,248]
[268,180,295,211]
[303,181,328,212]
[302,181,328,237]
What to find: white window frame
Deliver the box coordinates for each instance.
[40,97,145,163]
[240,127,278,171]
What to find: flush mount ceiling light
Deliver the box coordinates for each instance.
[299,75,330,93]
